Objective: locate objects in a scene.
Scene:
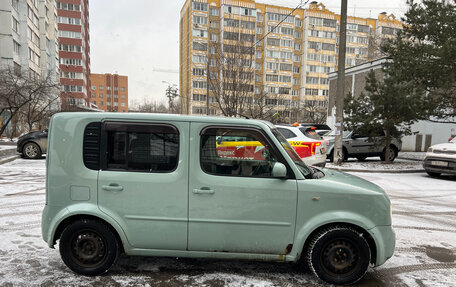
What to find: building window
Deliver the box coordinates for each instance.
[121,87,126,92]
[99,94,104,98]
[192,2,208,11]
[13,40,20,55]
[12,17,19,33]
[99,86,104,90]
[210,8,219,16]
[193,15,208,25]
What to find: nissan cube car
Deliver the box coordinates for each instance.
[42,113,395,285]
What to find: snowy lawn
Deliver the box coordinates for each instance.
[0,159,455,286]
[326,158,424,171]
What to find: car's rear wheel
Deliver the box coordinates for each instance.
[380,146,397,162]
[426,171,441,177]
[23,142,41,159]
[306,226,371,285]
[59,219,119,276]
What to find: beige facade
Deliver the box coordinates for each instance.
[179,0,402,118]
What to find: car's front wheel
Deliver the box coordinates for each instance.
[59,219,119,276]
[306,226,371,285]
[23,142,41,159]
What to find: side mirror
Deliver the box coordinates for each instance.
[272,162,287,178]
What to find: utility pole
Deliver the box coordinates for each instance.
[333,0,348,165]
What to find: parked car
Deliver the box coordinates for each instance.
[276,125,326,167]
[42,112,395,285]
[299,123,331,136]
[423,137,456,177]
[16,129,48,159]
[324,129,401,162]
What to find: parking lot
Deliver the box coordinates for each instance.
[0,158,455,286]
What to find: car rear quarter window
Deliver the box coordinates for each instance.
[277,128,297,139]
[298,127,322,140]
[102,122,179,173]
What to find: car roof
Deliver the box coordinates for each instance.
[52,112,273,129]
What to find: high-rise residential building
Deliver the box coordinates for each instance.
[179,0,402,119]
[90,73,129,113]
[57,0,90,110]
[0,0,59,78]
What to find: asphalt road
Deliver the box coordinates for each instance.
[0,158,455,286]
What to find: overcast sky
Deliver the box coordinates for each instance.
[89,0,408,106]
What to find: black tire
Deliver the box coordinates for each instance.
[328,149,347,162]
[59,219,119,276]
[356,156,367,162]
[426,171,441,177]
[380,146,397,162]
[23,142,41,159]
[328,151,334,162]
[306,226,371,285]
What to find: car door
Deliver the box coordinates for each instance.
[188,123,298,255]
[97,121,189,250]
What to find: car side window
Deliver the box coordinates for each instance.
[200,127,280,177]
[102,122,179,173]
[277,128,296,139]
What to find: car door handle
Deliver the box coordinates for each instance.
[192,188,215,195]
[102,184,124,192]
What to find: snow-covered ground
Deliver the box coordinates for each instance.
[0,159,455,286]
[0,145,16,151]
[326,158,424,171]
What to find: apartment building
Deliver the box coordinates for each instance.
[57,0,91,110]
[0,0,59,77]
[179,0,402,119]
[90,73,128,113]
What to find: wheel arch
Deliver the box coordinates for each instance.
[52,213,126,254]
[295,221,377,266]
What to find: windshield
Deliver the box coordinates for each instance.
[325,130,351,138]
[270,127,312,178]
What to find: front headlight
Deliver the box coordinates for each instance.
[390,204,393,219]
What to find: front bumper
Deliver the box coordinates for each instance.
[368,225,396,266]
[423,157,456,175]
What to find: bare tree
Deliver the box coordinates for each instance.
[207,38,255,117]
[0,67,59,136]
[244,88,278,120]
[300,100,328,124]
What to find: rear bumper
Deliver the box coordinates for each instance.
[368,225,396,266]
[302,154,326,167]
[423,157,456,175]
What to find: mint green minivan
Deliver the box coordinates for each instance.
[42,113,395,285]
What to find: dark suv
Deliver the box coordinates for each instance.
[17,129,48,159]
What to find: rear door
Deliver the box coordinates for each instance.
[187,123,298,255]
[97,120,189,250]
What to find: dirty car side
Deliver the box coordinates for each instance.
[42,113,395,285]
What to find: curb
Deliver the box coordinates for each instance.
[327,167,425,173]
[397,157,424,162]
[0,155,20,165]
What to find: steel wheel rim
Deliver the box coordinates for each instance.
[70,230,107,267]
[25,144,38,157]
[388,149,395,161]
[320,238,360,277]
